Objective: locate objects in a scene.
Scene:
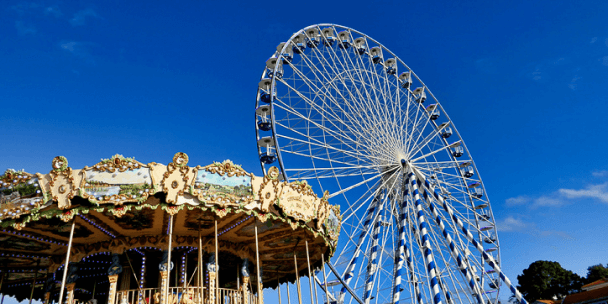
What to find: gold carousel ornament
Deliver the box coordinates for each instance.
[0,153,340,304]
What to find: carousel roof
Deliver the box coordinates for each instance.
[0,153,341,300]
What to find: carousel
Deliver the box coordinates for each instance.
[0,153,341,304]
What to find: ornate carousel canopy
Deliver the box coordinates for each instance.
[0,153,341,302]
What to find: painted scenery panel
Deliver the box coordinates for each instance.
[194,171,252,200]
[82,168,153,200]
[0,178,43,206]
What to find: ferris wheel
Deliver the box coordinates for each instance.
[254,24,526,304]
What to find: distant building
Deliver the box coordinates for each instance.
[561,278,608,304]
[533,299,558,304]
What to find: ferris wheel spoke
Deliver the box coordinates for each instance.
[305,41,372,114]
[413,169,525,303]
[274,79,362,140]
[349,50,401,150]
[279,147,365,168]
[407,125,447,161]
[417,187,484,304]
[339,171,401,301]
[272,113,378,161]
[404,102,433,156]
[274,80,386,155]
[275,128,394,165]
[339,194,384,303]
[411,141,462,163]
[370,211,396,304]
[290,47,383,138]
[312,40,380,124]
[331,38,400,150]
[327,166,400,200]
[340,176,399,223]
[414,159,471,170]
[421,168,481,186]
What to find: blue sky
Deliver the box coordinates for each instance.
[2,0,608,303]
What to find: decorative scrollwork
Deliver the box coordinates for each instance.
[199,159,249,177]
[161,153,192,204]
[173,152,189,168]
[47,156,76,209]
[88,154,145,173]
[0,169,34,188]
[52,156,68,172]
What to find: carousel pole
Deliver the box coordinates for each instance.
[58,218,77,304]
[165,215,174,304]
[92,280,96,300]
[286,281,291,304]
[293,253,302,304]
[29,258,41,304]
[254,221,262,304]
[214,220,218,304]
[304,241,314,304]
[277,272,281,304]
[320,255,329,304]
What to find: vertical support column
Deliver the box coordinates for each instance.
[159,250,173,304]
[416,171,528,304]
[254,222,263,304]
[159,270,169,304]
[419,187,483,304]
[65,264,79,304]
[339,194,381,303]
[108,275,119,304]
[207,254,217,304]
[364,198,385,304]
[409,173,442,304]
[139,254,146,304]
[393,177,422,304]
[165,215,174,304]
[214,220,218,304]
[240,259,250,304]
[198,231,203,304]
[58,219,76,304]
[65,283,76,304]
[107,254,123,304]
[183,253,187,288]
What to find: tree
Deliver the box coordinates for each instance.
[516,260,584,302]
[586,264,608,283]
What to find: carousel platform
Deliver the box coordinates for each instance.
[0,153,341,304]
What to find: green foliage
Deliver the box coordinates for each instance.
[1,183,38,197]
[118,183,152,197]
[516,261,584,302]
[586,264,608,283]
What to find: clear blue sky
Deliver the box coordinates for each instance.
[2,1,608,303]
